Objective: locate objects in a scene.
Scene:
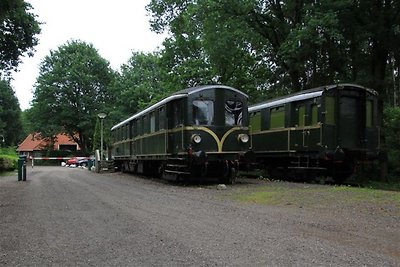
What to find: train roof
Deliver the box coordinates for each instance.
[249,83,377,112]
[172,84,248,98]
[111,85,247,130]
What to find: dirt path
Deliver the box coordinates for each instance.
[0,166,398,266]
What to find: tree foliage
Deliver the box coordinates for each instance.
[147,0,400,102]
[0,79,22,146]
[29,40,116,151]
[112,51,166,120]
[0,0,41,75]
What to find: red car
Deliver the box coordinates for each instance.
[66,157,88,166]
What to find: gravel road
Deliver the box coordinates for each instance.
[0,166,399,266]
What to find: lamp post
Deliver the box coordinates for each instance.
[97,113,107,161]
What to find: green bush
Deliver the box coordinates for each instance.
[0,156,17,171]
[0,147,18,172]
[383,106,400,181]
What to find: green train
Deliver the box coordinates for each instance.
[111,85,250,183]
[248,84,381,181]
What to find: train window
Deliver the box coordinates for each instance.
[150,112,156,133]
[298,105,306,127]
[325,97,335,125]
[159,106,165,130]
[173,102,183,127]
[137,118,142,135]
[250,111,261,132]
[133,120,137,137]
[311,104,318,125]
[143,115,149,133]
[366,100,373,127]
[193,100,214,125]
[225,100,243,126]
[126,124,129,139]
[270,106,285,128]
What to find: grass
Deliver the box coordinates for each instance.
[229,181,400,209]
[0,170,17,177]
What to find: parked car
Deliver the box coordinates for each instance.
[66,157,88,166]
[77,158,89,167]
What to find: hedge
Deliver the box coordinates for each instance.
[0,155,17,172]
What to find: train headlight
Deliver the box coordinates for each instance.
[192,134,202,144]
[238,134,249,143]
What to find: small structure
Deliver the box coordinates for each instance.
[17,133,80,158]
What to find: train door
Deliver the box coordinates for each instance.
[167,99,184,154]
[338,96,359,148]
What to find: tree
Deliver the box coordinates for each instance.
[29,40,116,152]
[147,0,400,102]
[147,0,275,102]
[112,51,166,120]
[0,79,22,146]
[0,0,41,75]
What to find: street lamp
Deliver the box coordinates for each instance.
[97,113,107,161]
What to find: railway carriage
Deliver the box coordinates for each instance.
[248,84,381,181]
[111,85,250,183]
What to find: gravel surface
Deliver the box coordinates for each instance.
[0,166,399,266]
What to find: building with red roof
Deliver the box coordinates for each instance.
[17,133,80,157]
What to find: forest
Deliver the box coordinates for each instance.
[1,0,400,180]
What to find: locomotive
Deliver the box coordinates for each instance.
[248,84,381,182]
[111,85,250,183]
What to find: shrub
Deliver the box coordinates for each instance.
[383,106,400,181]
[0,156,17,171]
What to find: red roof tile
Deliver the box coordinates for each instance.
[17,133,80,152]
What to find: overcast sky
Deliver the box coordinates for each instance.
[11,0,166,110]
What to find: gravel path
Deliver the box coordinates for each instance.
[0,166,399,266]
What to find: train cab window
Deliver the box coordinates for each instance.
[366,100,373,127]
[193,100,214,125]
[126,124,129,139]
[270,106,285,129]
[225,100,243,126]
[325,96,335,125]
[159,106,165,130]
[150,112,156,133]
[250,111,261,132]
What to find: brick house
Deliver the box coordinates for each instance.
[17,133,80,158]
